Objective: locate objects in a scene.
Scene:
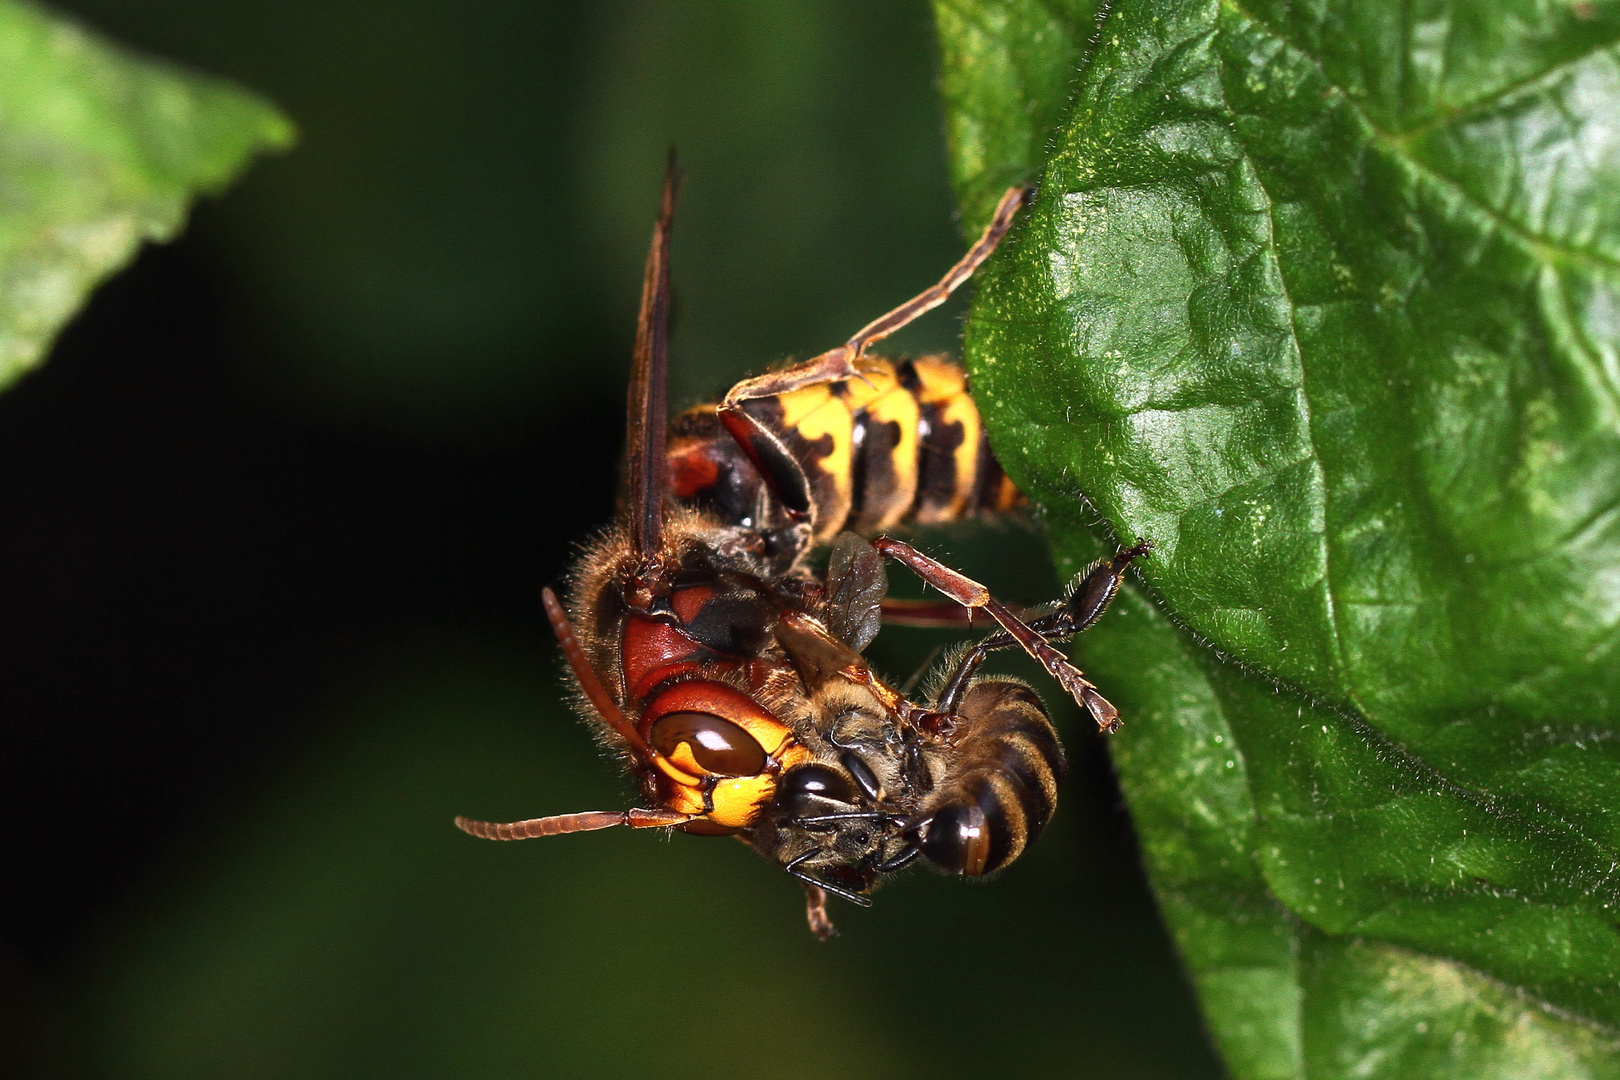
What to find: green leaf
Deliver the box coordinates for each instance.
[937,0,1620,1076]
[934,0,1100,233]
[1095,584,1620,1080]
[0,0,292,391]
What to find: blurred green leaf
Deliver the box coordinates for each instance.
[0,0,291,390]
[938,0,1620,1076]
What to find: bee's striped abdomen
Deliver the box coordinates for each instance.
[914,679,1064,876]
[666,356,1021,540]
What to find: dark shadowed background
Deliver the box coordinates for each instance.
[0,2,1223,1077]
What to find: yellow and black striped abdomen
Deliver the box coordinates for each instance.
[914,679,1064,876]
[666,356,1021,542]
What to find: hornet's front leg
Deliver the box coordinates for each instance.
[801,882,837,941]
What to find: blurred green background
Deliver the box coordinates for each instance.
[0,2,1223,1077]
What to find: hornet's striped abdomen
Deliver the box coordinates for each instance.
[665,356,1022,542]
[912,679,1065,876]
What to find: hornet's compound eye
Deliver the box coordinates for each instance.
[649,712,768,778]
[777,763,856,817]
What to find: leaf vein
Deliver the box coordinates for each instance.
[1395,32,1620,142]
[1202,16,1360,716]
[1220,0,1620,278]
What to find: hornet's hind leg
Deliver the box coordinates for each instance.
[720,184,1031,407]
[712,186,1033,518]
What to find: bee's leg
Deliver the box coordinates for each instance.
[784,849,875,909]
[872,536,1136,733]
[719,184,1032,409]
[932,640,998,717]
[871,844,923,873]
[801,883,838,941]
[1068,541,1153,634]
[931,620,1066,715]
[454,808,695,840]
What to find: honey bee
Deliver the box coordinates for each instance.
[456,160,1148,937]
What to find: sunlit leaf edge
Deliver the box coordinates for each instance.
[0,0,295,392]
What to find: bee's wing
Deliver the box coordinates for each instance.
[823,532,886,651]
[625,153,679,564]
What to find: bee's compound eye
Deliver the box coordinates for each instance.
[839,750,882,799]
[650,712,768,777]
[917,804,991,876]
[778,764,856,815]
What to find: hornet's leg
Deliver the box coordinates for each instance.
[871,537,1147,733]
[879,597,985,629]
[719,185,1032,410]
[712,185,1032,522]
[879,597,1047,629]
[802,883,837,941]
[932,543,1152,715]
